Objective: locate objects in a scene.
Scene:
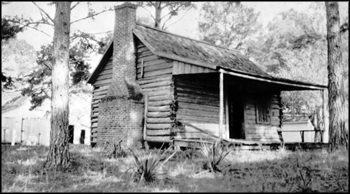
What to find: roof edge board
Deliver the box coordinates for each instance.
[87,41,113,84]
[218,68,326,90]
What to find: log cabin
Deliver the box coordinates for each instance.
[87,3,327,149]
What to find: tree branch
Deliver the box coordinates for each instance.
[6,18,53,28]
[38,11,54,26]
[163,7,191,30]
[161,2,170,9]
[161,15,173,30]
[20,24,52,37]
[140,5,156,20]
[88,30,113,35]
[31,1,54,24]
[148,1,156,8]
[6,18,52,37]
[41,61,52,70]
[70,8,113,25]
[160,4,184,20]
[70,2,80,11]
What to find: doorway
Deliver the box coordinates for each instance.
[228,90,245,139]
[80,130,85,144]
[68,125,74,143]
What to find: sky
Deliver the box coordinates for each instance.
[2,1,349,70]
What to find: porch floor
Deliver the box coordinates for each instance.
[173,138,328,151]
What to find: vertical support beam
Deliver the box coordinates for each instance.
[219,72,224,140]
[225,85,229,140]
[143,94,149,149]
[322,89,329,143]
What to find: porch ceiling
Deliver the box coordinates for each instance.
[174,70,326,92]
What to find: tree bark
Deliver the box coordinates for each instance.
[325,2,348,151]
[45,2,71,170]
[154,2,162,29]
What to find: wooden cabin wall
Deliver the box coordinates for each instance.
[135,40,175,143]
[174,76,221,140]
[136,41,173,80]
[244,92,281,142]
[90,58,113,144]
[173,61,215,75]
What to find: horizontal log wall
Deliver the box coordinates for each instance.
[91,85,109,143]
[174,76,220,140]
[136,42,173,80]
[244,92,281,142]
[94,58,113,86]
[91,55,113,144]
[136,40,175,142]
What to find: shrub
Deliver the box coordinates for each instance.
[200,140,230,173]
[128,145,176,184]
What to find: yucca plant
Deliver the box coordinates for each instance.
[128,144,176,184]
[200,140,230,173]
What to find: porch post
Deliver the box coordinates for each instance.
[219,71,224,140]
[322,89,329,143]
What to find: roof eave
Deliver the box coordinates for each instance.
[87,41,113,84]
[218,67,327,91]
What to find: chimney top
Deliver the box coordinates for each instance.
[115,3,137,11]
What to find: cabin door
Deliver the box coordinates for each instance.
[228,90,244,139]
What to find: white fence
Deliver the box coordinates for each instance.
[281,120,318,143]
[1,117,50,146]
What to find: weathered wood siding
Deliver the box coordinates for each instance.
[91,85,109,143]
[94,58,113,86]
[244,92,281,142]
[136,42,173,80]
[90,58,112,143]
[173,61,215,75]
[136,40,175,142]
[174,76,221,139]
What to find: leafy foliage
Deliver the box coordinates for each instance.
[138,1,196,30]
[1,17,25,90]
[2,2,114,110]
[198,2,261,50]
[19,31,105,110]
[1,18,23,41]
[246,5,329,114]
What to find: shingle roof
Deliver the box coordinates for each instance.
[87,23,326,90]
[133,23,271,77]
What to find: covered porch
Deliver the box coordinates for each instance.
[172,67,328,150]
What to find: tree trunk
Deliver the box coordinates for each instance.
[154,2,162,29]
[45,2,71,170]
[325,2,348,151]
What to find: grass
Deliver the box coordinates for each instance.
[1,143,348,192]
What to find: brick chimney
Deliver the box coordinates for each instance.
[107,2,138,98]
[97,3,143,149]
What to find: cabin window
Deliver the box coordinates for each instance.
[255,96,271,124]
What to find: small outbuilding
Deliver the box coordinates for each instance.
[87,3,327,148]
